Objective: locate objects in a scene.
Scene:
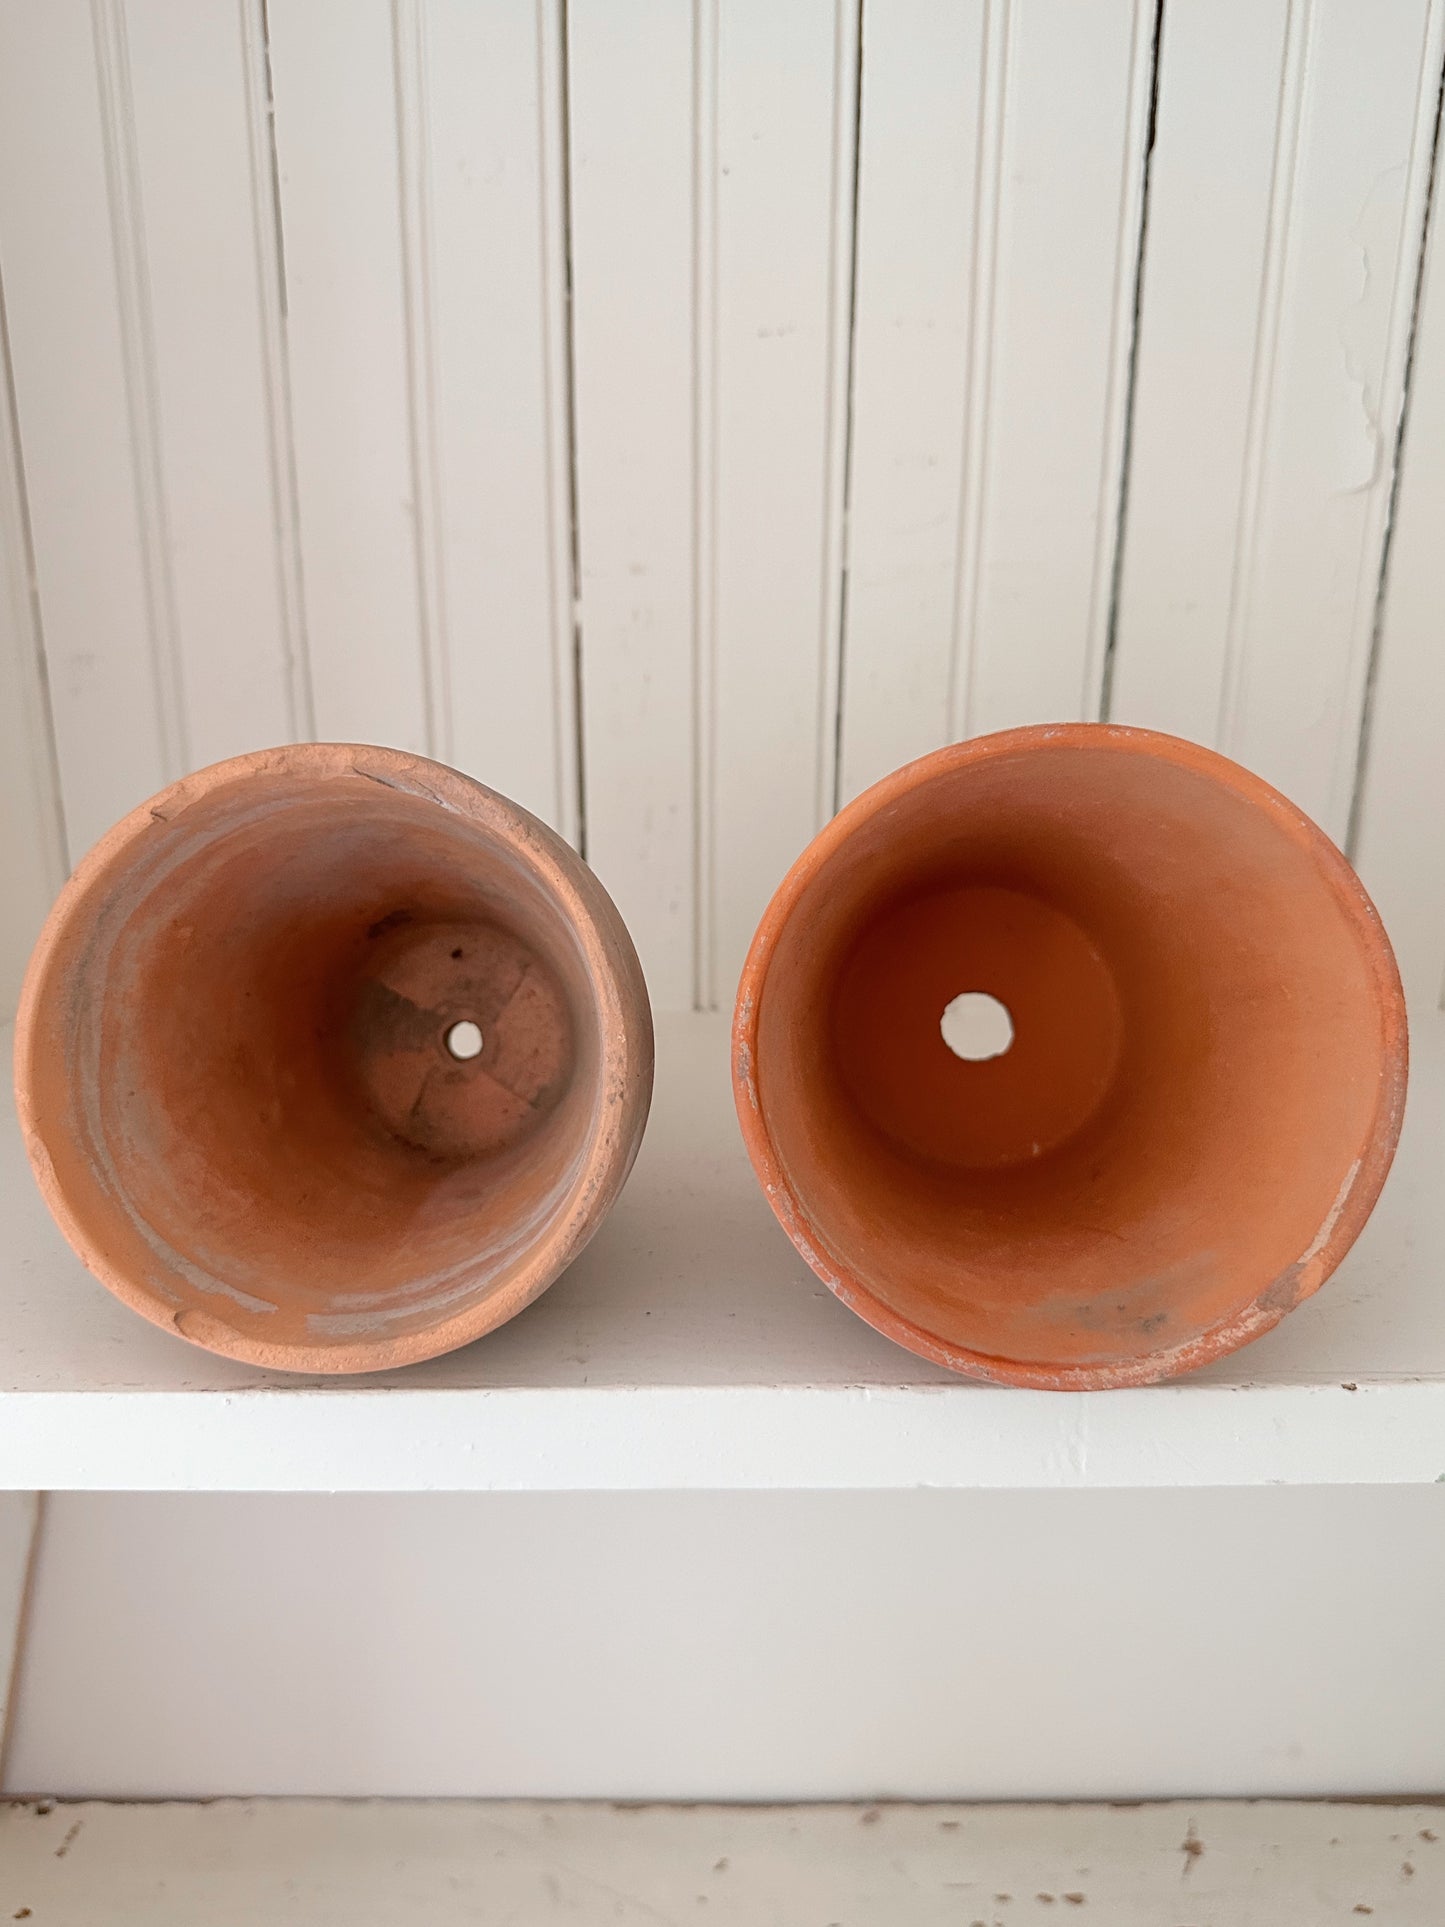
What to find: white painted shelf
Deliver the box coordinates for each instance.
[2,1011,1444,1492]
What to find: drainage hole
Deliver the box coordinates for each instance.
[444,1019,484,1061]
[940,991,1013,1062]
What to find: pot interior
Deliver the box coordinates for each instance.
[753,737,1398,1375]
[25,759,608,1364]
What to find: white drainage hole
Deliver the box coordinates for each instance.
[941,991,1013,1062]
[444,1019,484,1061]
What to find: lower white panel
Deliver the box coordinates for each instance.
[7,1486,1443,1800]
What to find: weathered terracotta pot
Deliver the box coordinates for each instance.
[15,745,652,1373]
[734,724,1407,1389]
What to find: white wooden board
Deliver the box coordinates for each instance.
[2,1010,1445,1493]
[566,0,697,1009]
[7,1485,1444,1799]
[1353,103,1445,1014]
[705,0,856,1006]
[0,1798,1442,1923]
[265,0,430,751]
[0,277,65,1012]
[835,0,984,801]
[0,3,175,857]
[3,0,1442,1015]
[121,0,307,767]
[570,0,857,1007]
[0,0,576,853]
[390,0,578,834]
[838,0,1155,803]
[1111,0,1445,844]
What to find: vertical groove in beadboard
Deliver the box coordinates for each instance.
[1216,0,1311,755]
[241,0,314,743]
[1085,0,1160,719]
[0,272,69,882]
[537,0,582,850]
[815,0,861,831]
[691,0,718,1010]
[393,0,450,766]
[90,0,188,780]
[1340,0,1445,847]
[947,0,1009,744]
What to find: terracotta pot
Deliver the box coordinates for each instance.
[15,745,653,1373]
[733,724,1406,1389]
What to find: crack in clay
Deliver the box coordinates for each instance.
[351,764,460,815]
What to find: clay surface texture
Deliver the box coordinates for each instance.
[14,745,653,1374]
[734,724,1407,1389]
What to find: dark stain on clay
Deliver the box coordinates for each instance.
[352,977,446,1056]
[54,1819,82,1858]
[1259,1265,1306,1316]
[1181,1822,1203,1874]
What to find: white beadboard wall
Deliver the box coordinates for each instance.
[839,0,1154,802]
[4,0,1444,1018]
[1109,0,1445,848]
[5,0,1445,1805]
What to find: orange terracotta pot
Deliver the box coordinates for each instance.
[733,724,1407,1389]
[15,745,653,1374]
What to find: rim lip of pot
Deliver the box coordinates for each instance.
[14,742,655,1378]
[732,721,1409,1392]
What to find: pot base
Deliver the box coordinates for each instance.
[834,883,1124,1170]
[348,919,572,1162]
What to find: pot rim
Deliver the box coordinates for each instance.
[14,742,654,1377]
[731,721,1409,1392]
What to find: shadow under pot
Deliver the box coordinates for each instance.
[733,724,1407,1390]
[15,745,653,1373]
